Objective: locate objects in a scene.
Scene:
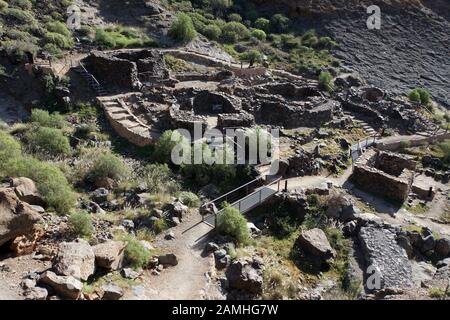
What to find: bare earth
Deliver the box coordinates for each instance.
[123,210,224,300]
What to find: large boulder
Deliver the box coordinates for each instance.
[225,258,263,295]
[0,188,42,247]
[93,241,127,271]
[166,200,188,220]
[435,238,450,259]
[101,283,124,300]
[53,239,95,281]
[158,253,178,266]
[39,271,83,299]
[296,228,336,265]
[11,177,45,206]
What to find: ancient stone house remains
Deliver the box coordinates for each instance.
[351,149,435,202]
[83,49,344,152]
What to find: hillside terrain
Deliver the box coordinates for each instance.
[0,0,449,302]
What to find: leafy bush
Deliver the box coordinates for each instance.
[0,1,8,11]
[152,130,190,164]
[10,0,32,10]
[30,109,67,129]
[89,152,129,181]
[68,211,94,239]
[141,163,180,194]
[25,126,71,157]
[251,29,266,41]
[177,191,200,208]
[95,26,158,49]
[409,88,430,105]
[152,218,168,234]
[46,20,71,37]
[124,236,151,269]
[254,17,270,32]
[438,140,450,164]
[319,71,334,92]
[202,24,222,40]
[216,206,250,245]
[228,13,242,22]
[4,8,38,26]
[210,0,233,17]
[270,14,290,33]
[2,155,76,214]
[317,36,336,49]
[221,21,250,43]
[0,130,21,168]
[169,13,197,43]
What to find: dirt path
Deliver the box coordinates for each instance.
[124,210,223,300]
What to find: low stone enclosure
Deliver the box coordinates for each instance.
[351,149,436,202]
[89,48,346,148]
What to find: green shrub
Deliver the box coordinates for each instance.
[0,130,21,168]
[2,155,76,214]
[177,191,200,208]
[428,287,446,299]
[30,109,67,129]
[142,163,180,194]
[124,236,151,269]
[89,152,129,181]
[280,33,301,49]
[228,13,242,22]
[2,40,39,62]
[152,130,190,164]
[319,71,334,92]
[216,206,250,245]
[254,17,270,32]
[4,8,38,26]
[251,29,266,41]
[210,0,233,17]
[46,21,71,37]
[94,27,157,49]
[152,218,168,234]
[202,24,222,40]
[221,21,250,43]
[270,14,290,33]
[44,32,74,49]
[438,140,450,164]
[0,1,8,11]
[68,211,94,239]
[169,13,197,43]
[409,88,430,105]
[317,36,336,49]
[9,0,32,10]
[25,126,71,157]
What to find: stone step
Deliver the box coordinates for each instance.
[109,113,132,121]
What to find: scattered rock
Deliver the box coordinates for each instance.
[121,219,135,230]
[102,283,124,300]
[435,238,450,259]
[225,258,264,295]
[39,271,83,300]
[164,231,175,240]
[93,241,127,271]
[11,177,45,206]
[214,249,227,260]
[0,188,42,247]
[53,239,96,281]
[91,188,109,202]
[122,268,141,280]
[94,177,117,190]
[296,228,336,266]
[204,242,219,254]
[158,253,178,266]
[166,200,188,220]
[23,286,48,300]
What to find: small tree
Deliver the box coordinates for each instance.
[241,49,262,67]
[210,0,233,17]
[25,127,71,158]
[254,17,270,32]
[169,13,197,43]
[270,14,290,33]
[216,206,250,245]
[202,24,222,40]
[251,29,266,41]
[89,152,129,181]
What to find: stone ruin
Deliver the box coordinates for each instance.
[90,49,348,151]
[351,149,420,202]
[83,50,171,92]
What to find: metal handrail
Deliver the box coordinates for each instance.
[78,61,101,86]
